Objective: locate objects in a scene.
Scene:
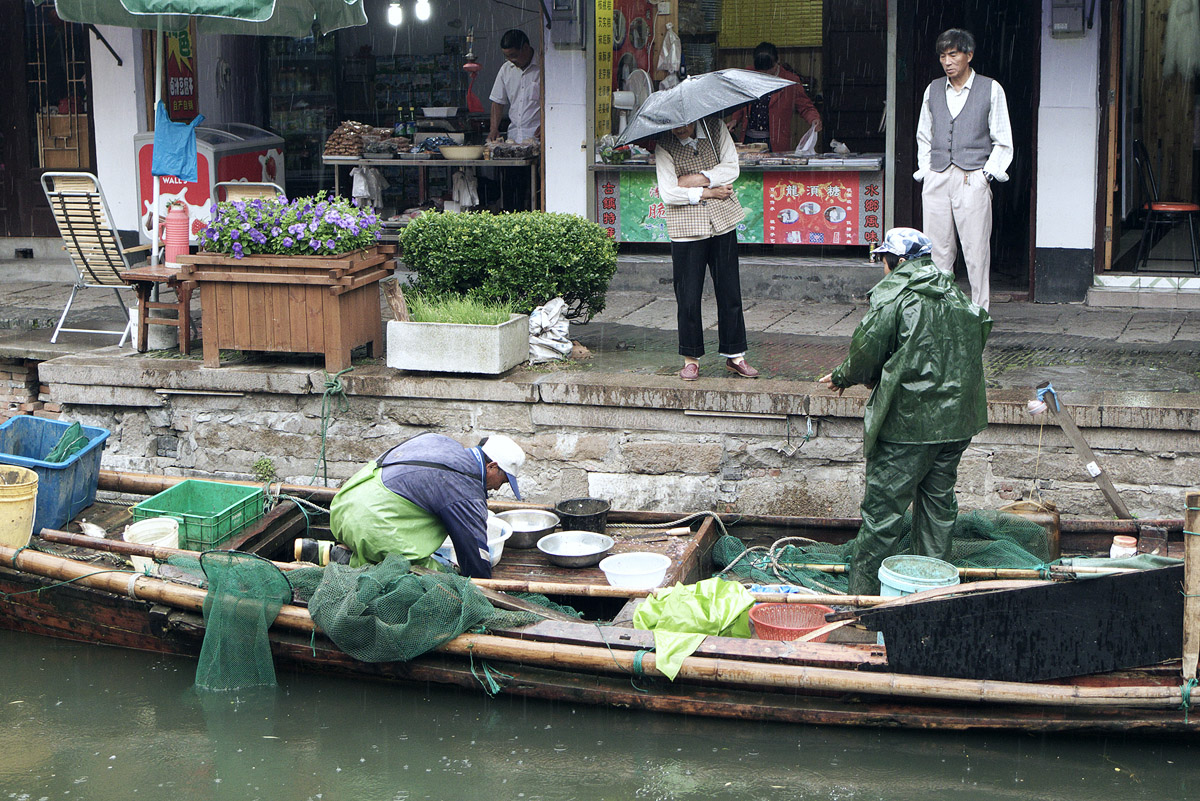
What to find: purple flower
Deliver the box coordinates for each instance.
[232,242,244,259]
[309,238,321,251]
[230,230,240,240]
[282,236,295,248]
[308,220,319,233]
[270,226,282,237]
[325,239,335,250]
[288,223,305,236]
[250,229,267,244]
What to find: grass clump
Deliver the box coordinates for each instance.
[406,294,515,326]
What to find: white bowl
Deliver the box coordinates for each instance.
[439,515,513,568]
[598,552,672,589]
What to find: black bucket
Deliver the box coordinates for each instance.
[554,497,610,534]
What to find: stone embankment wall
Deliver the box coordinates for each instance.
[37,355,1200,520]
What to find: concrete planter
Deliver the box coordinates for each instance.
[386,314,529,374]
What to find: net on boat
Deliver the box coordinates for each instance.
[712,510,1051,595]
[285,554,545,663]
[195,551,293,692]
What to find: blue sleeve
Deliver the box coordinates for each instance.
[440,497,492,578]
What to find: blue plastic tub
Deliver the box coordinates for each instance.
[0,416,110,534]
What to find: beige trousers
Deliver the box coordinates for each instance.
[921,165,993,311]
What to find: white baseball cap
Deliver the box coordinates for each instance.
[479,434,525,500]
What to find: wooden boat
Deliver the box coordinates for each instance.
[1,469,1197,736]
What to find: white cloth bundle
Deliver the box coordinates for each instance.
[528,297,572,364]
[451,168,479,209]
[1164,0,1200,80]
[350,166,387,208]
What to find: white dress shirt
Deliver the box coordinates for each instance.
[914,69,1014,182]
[489,52,542,143]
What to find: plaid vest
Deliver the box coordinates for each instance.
[657,117,745,240]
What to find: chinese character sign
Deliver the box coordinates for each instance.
[165,26,198,122]
[763,171,862,245]
[594,0,614,140]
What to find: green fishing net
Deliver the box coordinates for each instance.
[195,551,292,691]
[162,551,567,687]
[285,554,546,663]
[713,510,1051,594]
[44,421,88,463]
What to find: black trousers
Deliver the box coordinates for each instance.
[671,229,747,358]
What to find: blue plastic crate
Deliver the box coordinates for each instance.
[0,416,109,534]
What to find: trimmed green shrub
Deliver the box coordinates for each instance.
[398,211,617,321]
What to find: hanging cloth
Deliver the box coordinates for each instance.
[151,101,205,182]
[1163,0,1200,80]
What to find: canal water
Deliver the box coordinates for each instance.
[1,630,1196,801]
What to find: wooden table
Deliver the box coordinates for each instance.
[325,156,540,210]
[119,264,198,355]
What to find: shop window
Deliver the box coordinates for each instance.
[25,0,93,171]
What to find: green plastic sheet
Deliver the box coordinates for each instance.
[633,577,755,680]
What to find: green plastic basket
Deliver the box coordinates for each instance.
[131,480,266,551]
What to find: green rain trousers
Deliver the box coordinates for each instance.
[329,462,448,569]
[848,438,971,595]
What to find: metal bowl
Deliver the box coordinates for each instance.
[495,509,560,549]
[536,531,615,568]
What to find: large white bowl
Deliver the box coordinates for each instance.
[598,552,672,589]
[439,514,513,568]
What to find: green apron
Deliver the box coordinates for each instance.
[329,462,448,569]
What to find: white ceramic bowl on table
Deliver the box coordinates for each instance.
[598,552,672,589]
[439,144,484,160]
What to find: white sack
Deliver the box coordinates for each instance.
[528,297,572,364]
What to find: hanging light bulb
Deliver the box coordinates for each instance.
[387,1,403,26]
[414,0,431,22]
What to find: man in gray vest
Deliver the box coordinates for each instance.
[914,28,1013,312]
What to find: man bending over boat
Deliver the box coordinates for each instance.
[818,227,991,595]
[329,432,525,578]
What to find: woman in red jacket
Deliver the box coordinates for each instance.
[728,42,822,153]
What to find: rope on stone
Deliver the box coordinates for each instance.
[312,367,353,487]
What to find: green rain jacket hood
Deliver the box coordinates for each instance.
[830,257,992,458]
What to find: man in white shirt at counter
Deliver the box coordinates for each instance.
[914,28,1012,312]
[487,28,541,209]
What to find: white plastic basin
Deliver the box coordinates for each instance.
[598,551,672,589]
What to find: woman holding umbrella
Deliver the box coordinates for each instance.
[656,114,758,380]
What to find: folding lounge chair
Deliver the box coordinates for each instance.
[41,172,146,345]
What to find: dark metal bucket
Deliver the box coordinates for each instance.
[553,497,610,534]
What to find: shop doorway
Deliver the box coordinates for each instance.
[0,0,94,238]
[1108,0,1200,276]
[894,0,1039,296]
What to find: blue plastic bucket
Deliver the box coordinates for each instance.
[877,554,960,598]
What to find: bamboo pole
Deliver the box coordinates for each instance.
[0,544,1182,710]
[1183,491,1200,679]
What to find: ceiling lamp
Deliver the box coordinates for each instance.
[414,0,431,21]
[387,1,403,26]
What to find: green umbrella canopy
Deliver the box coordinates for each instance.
[54,0,367,37]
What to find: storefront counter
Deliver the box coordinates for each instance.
[592,155,884,245]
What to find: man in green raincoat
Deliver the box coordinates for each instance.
[819,227,992,595]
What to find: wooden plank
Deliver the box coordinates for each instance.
[288,282,308,352]
[234,280,255,350]
[1040,383,1132,519]
[864,565,1185,682]
[1184,491,1200,679]
[186,270,343,286]
[214,280,236,352]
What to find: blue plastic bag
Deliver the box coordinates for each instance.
[151,101,205,182]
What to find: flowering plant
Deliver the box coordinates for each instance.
[201,192,382,259]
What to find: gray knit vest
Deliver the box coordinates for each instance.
[657,117,745,240]
[928,74,993,173]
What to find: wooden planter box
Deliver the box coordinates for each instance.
[386,314,529,374]
[178,246,394,371]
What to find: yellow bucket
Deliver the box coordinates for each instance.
[0,465,38,549]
